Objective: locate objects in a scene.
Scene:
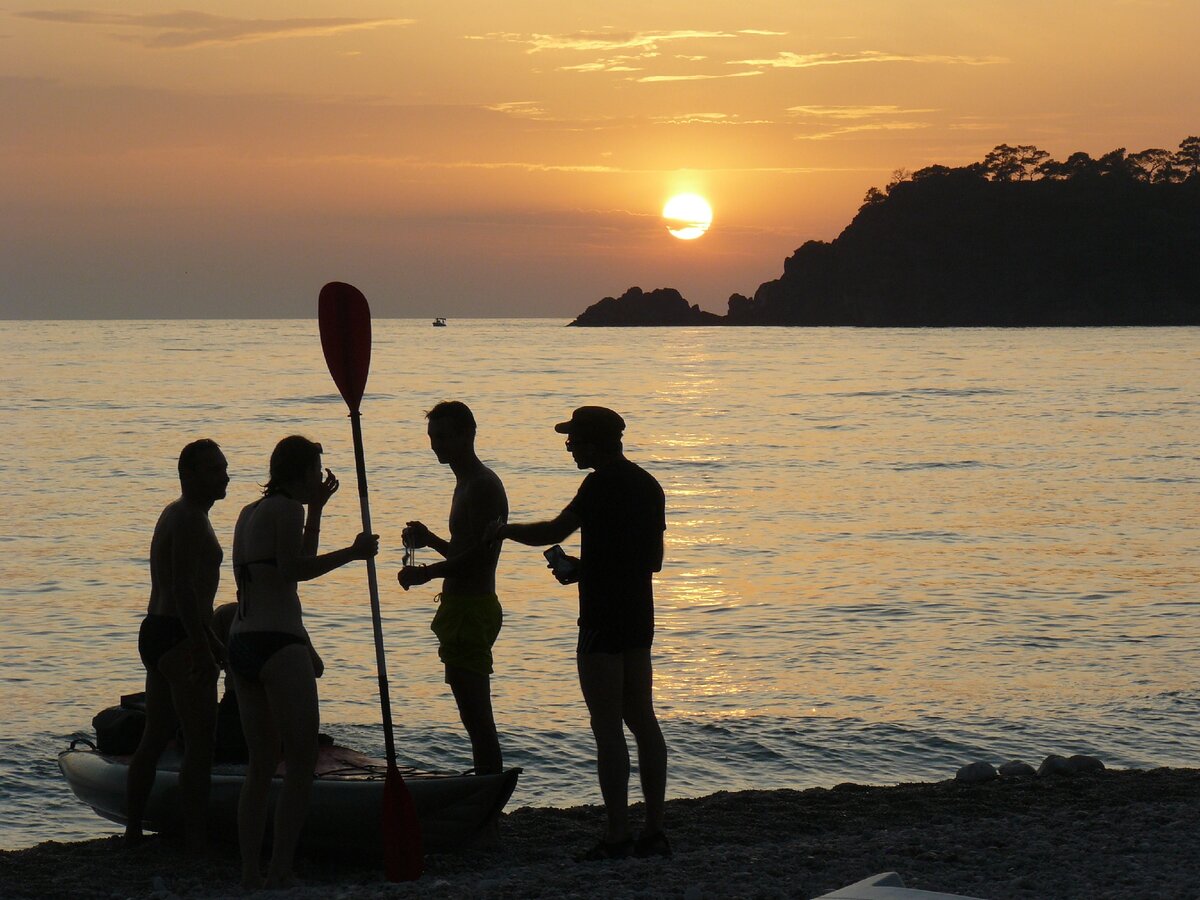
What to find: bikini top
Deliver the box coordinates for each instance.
[234,491,290,620]
[234,558,277,620]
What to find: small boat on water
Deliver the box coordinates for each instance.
[59,740,520,855]
[432,317,447,327]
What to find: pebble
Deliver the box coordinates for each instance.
[955,761,998,783]
[999,760,1036,778]
[1038,754,1074,777]
[1068,755,1105,774]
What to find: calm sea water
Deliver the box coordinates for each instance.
[2,319,1198,851]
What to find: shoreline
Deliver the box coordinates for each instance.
[4,768,1199,899]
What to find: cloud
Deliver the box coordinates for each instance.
[787,105,938,120]
[735,50,1006,69]
[795,122,931,141]
[637,71,764,83]
[485,100,549,119]
[469,29,743,54]
[16,9,412,49]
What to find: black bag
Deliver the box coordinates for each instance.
[92,693,147,754]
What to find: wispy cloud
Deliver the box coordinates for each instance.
[469,29,744,54]
[735,50,1006,69]
[788,105,937,120]
[16,9,412,49]
[796,121,931,141]
[637,71,763,83]
[485,100,549,119]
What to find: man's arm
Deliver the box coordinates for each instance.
[399,478,507,589]
[496,509,581,548]
[169,512,219,674]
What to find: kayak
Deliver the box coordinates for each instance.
[58,740,520,855]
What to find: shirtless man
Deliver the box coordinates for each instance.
[125,438,229,852]
[398,401,508,775]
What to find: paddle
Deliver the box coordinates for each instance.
[318,281,423,882]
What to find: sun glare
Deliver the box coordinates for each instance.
[663,193,713,241]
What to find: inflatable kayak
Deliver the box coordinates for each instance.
[58,740,520,855]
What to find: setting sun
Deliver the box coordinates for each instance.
[663,193,713,241]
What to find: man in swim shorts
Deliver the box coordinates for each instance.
[125,438,229,852]
[398,401,508,775]
[488,407,670,861]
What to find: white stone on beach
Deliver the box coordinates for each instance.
[955,761,997,783]
[998,760,1036,777]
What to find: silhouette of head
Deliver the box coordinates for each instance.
[178,438,228,502]
[426,400,477,464]
[264,435,322,497]
[556,406,624,462]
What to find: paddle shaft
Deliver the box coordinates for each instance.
[348,409,398,766]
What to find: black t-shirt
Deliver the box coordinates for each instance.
[565,457,666,636]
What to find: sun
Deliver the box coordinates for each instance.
[663,193,713,240]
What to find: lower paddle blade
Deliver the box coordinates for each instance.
[382,764,423,882]
[318,281,372,414]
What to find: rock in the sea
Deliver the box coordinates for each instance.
[569,286,724,326]
[1068,754,1106,774]
[998,760,1036,778]
[1038,754,1075,777]
[955,761,998,784]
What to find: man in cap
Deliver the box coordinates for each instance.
[490,406,670,860]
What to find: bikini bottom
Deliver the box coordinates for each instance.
[227,631,306,684]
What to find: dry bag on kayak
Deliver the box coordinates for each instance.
[92,692,147,754]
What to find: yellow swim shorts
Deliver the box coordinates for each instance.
[430,593,503,676]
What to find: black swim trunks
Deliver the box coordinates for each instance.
[138,614,189,671]
[227,631,307,684]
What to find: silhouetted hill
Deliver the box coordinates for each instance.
[569,286,724,326]
[572,139,1200,326]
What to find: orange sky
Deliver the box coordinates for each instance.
[2,1,1197,317]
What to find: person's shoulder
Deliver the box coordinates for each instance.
[160,497,208,530]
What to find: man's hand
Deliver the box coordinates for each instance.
[397,565,433,591]
[310,646,325,679]
[549,553,581,585]
[401,521,432,549]
[482,517,506,545]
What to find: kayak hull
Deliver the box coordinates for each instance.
[58,744,520,855]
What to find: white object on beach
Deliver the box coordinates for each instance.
[817,871,988,900]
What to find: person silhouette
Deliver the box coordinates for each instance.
[398,401,508,775]
[227,436,377,889]
[125,439,229,853]
[488,407,670,860]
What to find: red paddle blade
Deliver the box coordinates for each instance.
[382,765,423,881]
[318,282,372,413]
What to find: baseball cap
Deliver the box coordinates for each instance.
[554,406,626,440]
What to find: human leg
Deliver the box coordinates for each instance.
[621,648,668,845]
[163,648,219,855]
[232,672,278,889]
[124,668,178,844]
[259,644,319,888]
[577,651,632,843]
[447,666,502,775]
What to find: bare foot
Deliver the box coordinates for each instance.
[241,869,264,891]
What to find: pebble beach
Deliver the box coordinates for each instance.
[4,767,1198,900]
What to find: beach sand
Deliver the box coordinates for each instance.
[3,768,1198,899]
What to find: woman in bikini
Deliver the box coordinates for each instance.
[228,435,377,889]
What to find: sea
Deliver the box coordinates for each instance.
[2,319,1198,851]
